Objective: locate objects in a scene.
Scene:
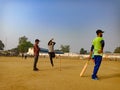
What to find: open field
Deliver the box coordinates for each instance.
[0,56,120,90]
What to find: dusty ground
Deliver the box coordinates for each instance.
[0,56,120,90]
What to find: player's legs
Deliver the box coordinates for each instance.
[92,55,102,79]
[49,53,54,67]
[33,55,39,70]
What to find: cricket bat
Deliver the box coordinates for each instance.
[80,60,89,77]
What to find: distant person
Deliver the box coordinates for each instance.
[48,38,56,67]
[22,53,24,59]
[89,29,105,80]
[24,53,27,59]
[33,39,40,71]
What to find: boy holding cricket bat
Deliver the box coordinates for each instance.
[89,30,105,80]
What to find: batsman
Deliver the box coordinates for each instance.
[89,29,105,80]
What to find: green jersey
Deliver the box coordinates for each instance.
[92,37,104,56]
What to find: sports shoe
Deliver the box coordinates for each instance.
[92,77,99,80]
[33,68,39,71]
[52,64,54,67]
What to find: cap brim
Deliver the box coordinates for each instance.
[102,31,104,33]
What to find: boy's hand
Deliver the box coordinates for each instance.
[88,56,91,60]
[98,50,103,54]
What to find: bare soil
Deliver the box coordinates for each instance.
[0,56,120,90]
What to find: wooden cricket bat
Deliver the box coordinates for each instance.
[80,60,89,77]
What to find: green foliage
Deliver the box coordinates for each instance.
[114,47,120,53]
[19,36,28,45]
[80,48,87,54]
[60,45,70,53]
[0,40,4,50]
[18,36,33,53]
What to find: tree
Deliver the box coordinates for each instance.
[114,47,120,53]
[80,48,87,54]
[0,40,4,50]
[19,36,28,45]
[60,45,70,53]
[18,36,33,53]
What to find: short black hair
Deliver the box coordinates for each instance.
[35,39,40,42]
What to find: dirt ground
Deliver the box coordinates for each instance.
[0,56,120,90]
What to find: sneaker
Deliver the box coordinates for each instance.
[52,64,54,67]
[51,64,54,67]
[33,68,39,71]
[92,77,98,80]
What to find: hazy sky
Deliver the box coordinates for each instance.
[0,0,120,53]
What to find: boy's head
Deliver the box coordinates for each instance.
[35,39,40,44]
[96,29,104,37]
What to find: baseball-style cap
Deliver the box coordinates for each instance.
[96,29,104,34]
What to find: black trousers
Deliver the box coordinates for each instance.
[48,52,55,67]
[33,55,39,69]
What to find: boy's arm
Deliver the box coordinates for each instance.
[98,40,105,54]
[89,45,94,59]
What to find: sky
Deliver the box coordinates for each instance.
[0,0,120,53]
